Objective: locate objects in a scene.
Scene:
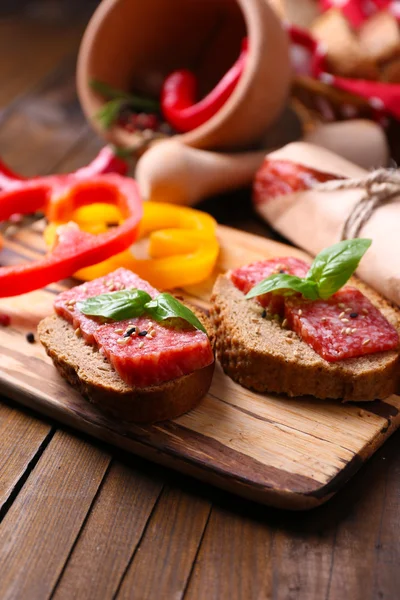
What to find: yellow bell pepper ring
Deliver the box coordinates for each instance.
[44,201,219,289]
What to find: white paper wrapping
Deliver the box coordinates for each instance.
[255,142,400,306]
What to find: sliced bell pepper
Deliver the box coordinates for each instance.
[0,175,142,297]
[0,145,128,193]
[45,202,219,289]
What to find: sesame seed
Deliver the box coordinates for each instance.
[345,307,352,313]
[351,328,357,333]
[338,312,345,318]
[321,316,327,322]
[341,328,346,334]
[358,409,365,417]
[298,309,302,316]
[282,318,288,328]
[106,280,113,286]
[115,328,124,334]
[345,327,352,335]
[138,341,144,349]
[350,312,358,319]
[75,328,81,337]
[139,330,148,337]
[117,337,129,345]
[81,285,87,293]
[285,338,293,344]
[338,303,345,309]
[341,318,349,323]
[362,308,369,315]
[362,338,370,345]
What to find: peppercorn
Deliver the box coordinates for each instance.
[261,309,267,318]
[350,312,358,319]
[26,332,35,344]
[124,326,137,337]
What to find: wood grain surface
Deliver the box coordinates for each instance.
[1,5,400,599]
[1,221,400,510]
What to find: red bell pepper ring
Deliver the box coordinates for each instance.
[0,174,142,297]
[161,38,248,133]
[0,145,128,192]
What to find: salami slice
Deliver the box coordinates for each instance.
[230,257,310,315]
[285,287,399,362]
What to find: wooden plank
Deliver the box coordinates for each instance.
[0,430,110,600]
[0,401,52,513]
[1,224,400,509]
[116,484,211,600]
[52,459,163,600]
[324,435,400,600]
[0,62,88,178]
[0,17,85,109]
[184,504,273,600]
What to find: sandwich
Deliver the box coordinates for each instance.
[210,239,400,401]
[38,267,214,422]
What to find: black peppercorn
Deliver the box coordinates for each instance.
[123,326,137,337]
[26,332,35,344]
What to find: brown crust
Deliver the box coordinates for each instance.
[38,310,214,423]
[210,274,400,402]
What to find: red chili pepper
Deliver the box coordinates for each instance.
[0,174,142,297]
[161,38,248,133]
[0,145,128,192]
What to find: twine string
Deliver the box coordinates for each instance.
[314,168,400,240]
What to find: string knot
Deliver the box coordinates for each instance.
[314,168,400,240]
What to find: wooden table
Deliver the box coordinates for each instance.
[1,8,400,600]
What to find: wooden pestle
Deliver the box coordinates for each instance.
[136,120,389,205]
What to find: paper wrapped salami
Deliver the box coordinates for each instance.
[254,141,400,306]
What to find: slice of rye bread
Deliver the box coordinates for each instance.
[210,274,400,402]
[38,307,215,423]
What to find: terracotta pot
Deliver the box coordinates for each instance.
[77,0,291,152]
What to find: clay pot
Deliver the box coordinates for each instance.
[77,0,291,151]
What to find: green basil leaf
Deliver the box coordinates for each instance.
[245,274,319,300]
[306,238,372,299]
[78,289,151,321]
[145,293,206,333]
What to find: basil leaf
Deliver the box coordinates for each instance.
[78,289,151,321]
[145,293,206,333]
[306,238,372,299]
[245,274,319,300]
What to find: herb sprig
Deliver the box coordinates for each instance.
[245,238,372,301]
[90,79,160,130]
[78,289,206,334]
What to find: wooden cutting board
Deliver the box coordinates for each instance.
[1,220,400,510]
